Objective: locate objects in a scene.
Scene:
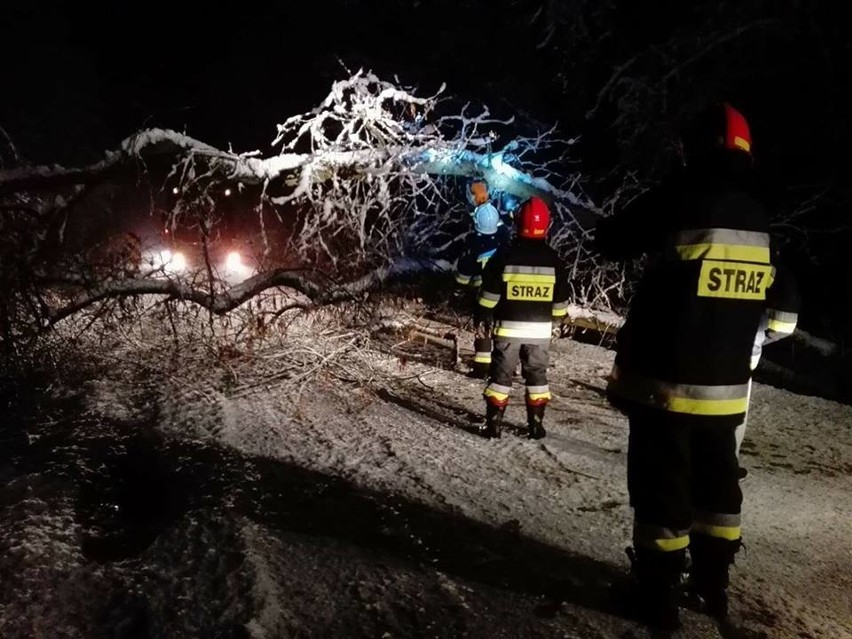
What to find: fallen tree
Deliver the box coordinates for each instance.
[0,70,632,356]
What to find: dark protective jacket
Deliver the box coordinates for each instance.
[455,231,504,287]
[476,238,570,345]
[596,155,800,426]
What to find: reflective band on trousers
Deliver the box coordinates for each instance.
[671,228,771,264]
[484,383,511,404]
[609,365,749,416]
[494,320,552,340]
[526,384,551,403]
[474,352,492,364]
[634,522,691,552]
[693,511,742,541]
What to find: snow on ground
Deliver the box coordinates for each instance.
[1,311,850,639]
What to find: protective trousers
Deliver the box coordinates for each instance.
[628,405,743,551]
[483,341,551,407]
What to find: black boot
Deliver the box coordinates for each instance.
[687,533,741,620]
[527,403,546,439]
[618,546,686,633]
[484,403,505,439]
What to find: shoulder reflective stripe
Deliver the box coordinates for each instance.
[502,273,556,284]
[502,265,556,275]
[697,260,773,300]
[674,228,770,248]
[455,274,472,285]
[672,228,771,264]
[676,244,771,263]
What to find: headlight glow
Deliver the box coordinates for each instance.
[225,251,242,270]
[171,251,187,271]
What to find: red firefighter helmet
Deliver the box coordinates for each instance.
[722,103,752,154]
[517,196,550,239]
[682,102,753,162]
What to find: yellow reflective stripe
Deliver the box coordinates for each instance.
[455,274,471,285]
[502,273,556,284]
[494,325,552,339]
[693,523,742,541]
[478,296,499,309]
[609,365,749,416]
[655,536,691,552]
[675,243,770,263]
[474,354,491,363]
[767,319,796,334]
[552,307,568,317]
[484,388,509,401]
[666,396,749,416]
[527,391,552,402]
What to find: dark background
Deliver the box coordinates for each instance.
[1,0,850,344]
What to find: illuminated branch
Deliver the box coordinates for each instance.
[0,70,621,344]
[39,257,453,327]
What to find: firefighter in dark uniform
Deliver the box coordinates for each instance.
[456,201,505,377]
[476,196,570,439]
[595,103,800,632]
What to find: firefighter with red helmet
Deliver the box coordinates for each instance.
[595,103,800,632]
[475,196,570,439]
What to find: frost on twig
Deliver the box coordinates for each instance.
[0,70,628,351]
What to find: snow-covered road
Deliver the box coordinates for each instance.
[2,325,850,639]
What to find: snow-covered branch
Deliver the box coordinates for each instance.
[39,257,453,328]
[0,69,622,349]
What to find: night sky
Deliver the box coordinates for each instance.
[2,0,850,340]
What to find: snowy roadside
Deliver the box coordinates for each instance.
[1,312,850,639]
